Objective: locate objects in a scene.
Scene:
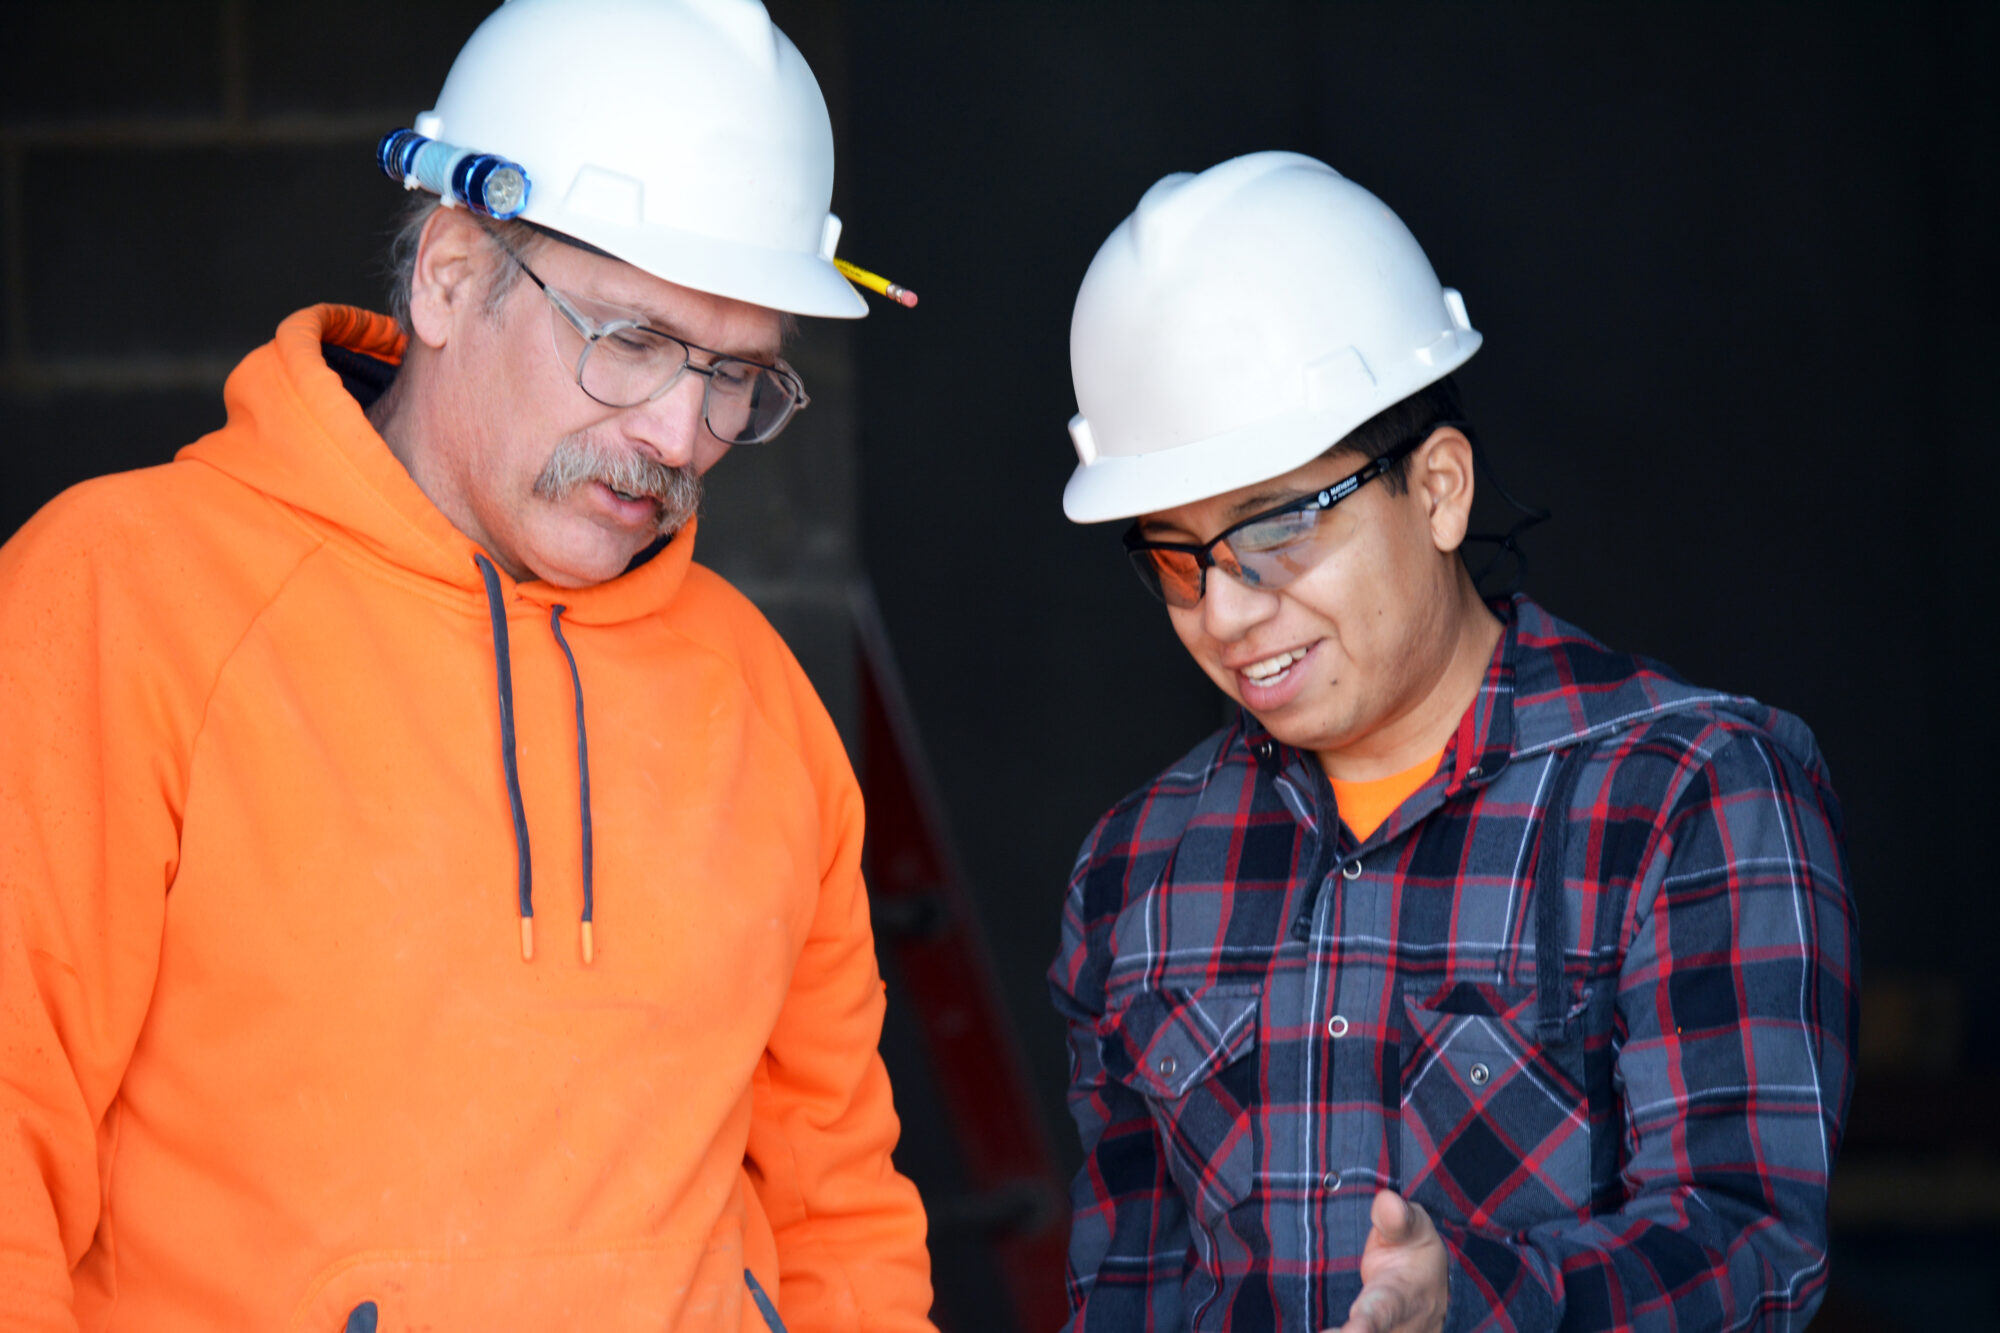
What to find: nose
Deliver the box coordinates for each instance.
[618,366,708,469]
[1198,560,1280,641]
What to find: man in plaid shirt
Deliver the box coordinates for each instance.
[1049,152,1856,1332]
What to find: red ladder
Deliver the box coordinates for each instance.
[853,585,1071,1333]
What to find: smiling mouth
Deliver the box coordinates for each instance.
[1241,646,1310,684]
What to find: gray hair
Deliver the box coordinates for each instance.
[383,198,803,353]
[383,195,545,335]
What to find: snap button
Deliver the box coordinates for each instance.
[1158,1055,1178,1077]
[1466,764,1482,779]
[1326,1014,1349,1038]
[1322,1171,1339,1191]
[1255,741,1274,759]
[1469,1062,1491,1086]
[1341,861,1361,880]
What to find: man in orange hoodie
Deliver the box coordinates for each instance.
[0,3,934,1330]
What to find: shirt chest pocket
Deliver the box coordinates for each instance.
[1098,984,1262,1223]
[1398,980,1594,1233]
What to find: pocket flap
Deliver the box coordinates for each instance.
[1100,985,1260,1099]
[1402,978,1592,1046]
[1409,979,1536,1021]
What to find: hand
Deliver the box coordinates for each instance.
[1324,1189,1449,1333]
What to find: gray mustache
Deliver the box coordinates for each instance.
[533,436,703,534]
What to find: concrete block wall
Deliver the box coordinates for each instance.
[0,0,861,735]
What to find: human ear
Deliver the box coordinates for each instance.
[406,208,486,350]
[1415,426,1477,553]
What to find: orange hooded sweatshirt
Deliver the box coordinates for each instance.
[0,307,934,1332]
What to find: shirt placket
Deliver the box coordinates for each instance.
[1284,755,1403,1329]
[1324,847,1392,1246]
[1263,760,1324,1328]
[1288,859,1385,1333]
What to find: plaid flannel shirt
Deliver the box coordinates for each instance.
[1050,595,1857,1332]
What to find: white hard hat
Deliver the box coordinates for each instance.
[1063,151,1480,523]
[416,0,864,319]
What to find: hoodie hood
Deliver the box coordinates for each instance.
[177,304,695,625]
[177,305,708,963]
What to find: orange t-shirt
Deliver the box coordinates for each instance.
[1330,748,1447,841]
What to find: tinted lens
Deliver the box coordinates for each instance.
[1129,548,1204,608]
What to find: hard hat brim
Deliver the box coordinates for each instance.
[1063,334,1480,524]
[527,204,868,320]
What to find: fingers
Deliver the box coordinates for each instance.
[1346,1191,1448,1333]
[1370,1187,1413,1241]
[1369,1189,1439,1248]
[1341,1284,1403,1332]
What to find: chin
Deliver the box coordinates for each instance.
[528,546,637,588]
[525,523,656,588]
[1254,700,1352,753]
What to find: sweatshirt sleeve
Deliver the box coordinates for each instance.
[0,498,192,1331]
[1436,728,1858,1332]
[740,650,936,1333]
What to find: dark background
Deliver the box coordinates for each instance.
[3,3,1994,1329]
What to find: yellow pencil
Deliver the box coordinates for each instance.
[834,258,919,308]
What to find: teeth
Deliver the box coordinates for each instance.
[1242,647,1309,682]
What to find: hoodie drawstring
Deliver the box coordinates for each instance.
[473,554,597,965]
[474,555,536,960]
[548,604,596,964]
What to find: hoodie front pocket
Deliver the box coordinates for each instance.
[289,1229,750,1333]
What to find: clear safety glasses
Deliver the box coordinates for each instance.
[500,245,809,445]
[1122,433,1426,609]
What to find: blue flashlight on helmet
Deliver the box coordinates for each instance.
[376,129,531,220]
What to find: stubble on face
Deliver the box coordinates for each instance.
[531,432,703,536]
[1157,459,1468,768]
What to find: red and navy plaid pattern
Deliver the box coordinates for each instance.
[1050,596,1856,1331]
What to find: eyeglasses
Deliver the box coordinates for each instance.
[1121,433,1427,608]
[498,242,809,445]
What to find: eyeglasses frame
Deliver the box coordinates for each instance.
[1120,429,1434,607]
[486,230,809,444]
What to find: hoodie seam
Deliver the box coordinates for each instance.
[201,461,692,625]
[254,316,697,620]
[286,1235,697,1330]
[646,580,834,764]
[653,619,835,829]
[179,538,332,814]
[182,460,499,617]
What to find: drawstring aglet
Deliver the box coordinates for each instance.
[580,920,596,966]
[520,915,535,961]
